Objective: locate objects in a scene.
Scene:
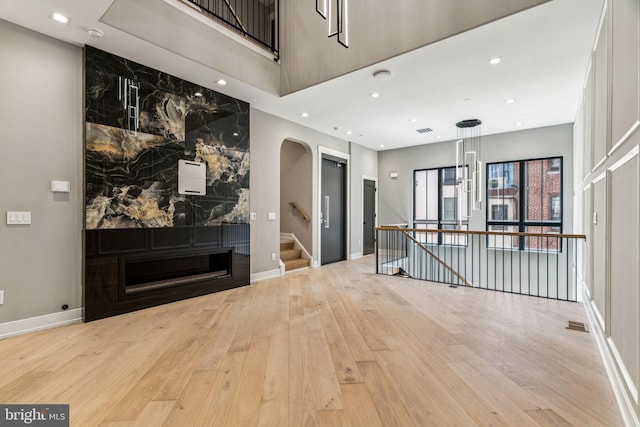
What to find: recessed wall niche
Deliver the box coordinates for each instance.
[83,46,250,321]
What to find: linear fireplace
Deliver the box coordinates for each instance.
[122,249,231,296]
[84,225,250,321]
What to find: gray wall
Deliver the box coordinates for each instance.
[0,20,83,323]
[349,142,378,257]
[250,109,350,274]
[378,124,574,232]
[251,113,376,271]
[573,0,640,422]
[280,140,313,252]
[280,0,549,94]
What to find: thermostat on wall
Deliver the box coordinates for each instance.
[178,160,206,195]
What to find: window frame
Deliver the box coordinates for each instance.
[413,166,469,246]
[486,156,563,250]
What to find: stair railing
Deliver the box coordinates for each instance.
[375,226,585,302]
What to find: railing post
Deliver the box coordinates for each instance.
[375,228,379,274]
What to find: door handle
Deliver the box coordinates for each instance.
[324,196,330,228]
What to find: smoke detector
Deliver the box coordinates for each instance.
[373,69,391,79]
[87,28,104,38]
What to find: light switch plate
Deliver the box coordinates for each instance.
[268,212,276,221]
[51,180,71,193]
[7,211,31,225]
[250,212,257,220]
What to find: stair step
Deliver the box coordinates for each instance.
[280,241,294,251]
[280,248,302,261]
[284,258,310,271]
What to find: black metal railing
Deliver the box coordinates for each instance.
[376,226,585,302]
[187,0,279,59]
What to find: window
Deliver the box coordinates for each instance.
[414,166,468,245]
[486,157,562,250]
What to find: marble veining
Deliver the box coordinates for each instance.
[85,47,249,229]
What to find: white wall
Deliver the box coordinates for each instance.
[0,20,83,323]
[573,0,640,423]
[378,124,574,232]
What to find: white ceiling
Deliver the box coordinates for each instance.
[0,0,604,151]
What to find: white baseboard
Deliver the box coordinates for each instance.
[582,289,640,426]
[250,268,281,283]
[349,251,363,260]
[0,308,82,340]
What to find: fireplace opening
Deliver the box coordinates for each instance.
[122,249,232,296]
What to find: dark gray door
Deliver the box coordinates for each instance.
[321,156,346,265]
[363,179,376,255]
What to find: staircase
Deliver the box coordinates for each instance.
[280,240,310,272]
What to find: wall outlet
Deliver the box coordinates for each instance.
[0,290,4,305]
[271,252,276,261]
[250,212,257,220]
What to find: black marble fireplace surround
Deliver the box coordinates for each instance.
[83,47,250,321]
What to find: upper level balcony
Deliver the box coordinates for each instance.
[185,0,278,60]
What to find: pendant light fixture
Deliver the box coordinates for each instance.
[316,0,349,47]
[455,119,482,226]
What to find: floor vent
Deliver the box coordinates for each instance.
[416,127,433,134]
[566,320,588,332]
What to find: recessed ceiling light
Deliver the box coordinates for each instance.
[346,131,353,135]
[505,98,516,104]
[300,112,309,117]
[87,28,104,38]
[515,122,523,127]
[489,57,502,65]
[380,144,385,148]
[410,118,417,123]
[51,12,69,24]
[436,135,441,139]
[216,79,227,86]
[233,132,239,136]
[194,92,203,97]
[370,92,380,98]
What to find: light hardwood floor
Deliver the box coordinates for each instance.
[0,256,623,426]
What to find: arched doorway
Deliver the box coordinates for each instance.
[280,139,313,271]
